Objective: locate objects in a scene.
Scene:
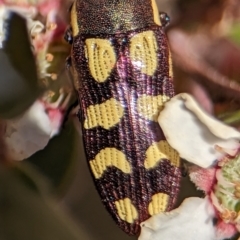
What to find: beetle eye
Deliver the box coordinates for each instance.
[159,12,170,27]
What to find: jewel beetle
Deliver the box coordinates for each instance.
[65,0,181,235]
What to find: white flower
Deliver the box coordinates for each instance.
[4,101,53,160]
[139,197,217,240]
[4,100,63,160]
[1,3,65,161]
[158,93,240,168]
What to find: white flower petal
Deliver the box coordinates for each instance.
[139,197,216,240]
[5,101,52,160]
[158,93,240,168]
[28,20,45,35]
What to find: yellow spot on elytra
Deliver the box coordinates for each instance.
[130,31,158,76]
[85,38,116,82]
[169,51,173,78]
[137,94,170,121]
[115,198,138,223]
[90,148,131,179]
[71,1,79,36]
[151,0,161,26]
[84,98,124,129]
[144,141,180,169]
[148,193,169,216]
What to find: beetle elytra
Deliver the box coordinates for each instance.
[66,0,181,235]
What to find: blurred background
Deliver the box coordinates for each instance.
[0,0,240,239]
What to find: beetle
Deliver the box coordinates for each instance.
[65,0,181,235]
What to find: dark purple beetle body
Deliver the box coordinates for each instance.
[68,0,181,235]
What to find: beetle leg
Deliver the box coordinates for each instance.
[61,98,79,126]
[159,12,170,28]
[65,55,72,69]
[62,55,80,125]
[181,161,189,177]
[64,26,73,44]
[65,56,73,78]
[65,55,76,92]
